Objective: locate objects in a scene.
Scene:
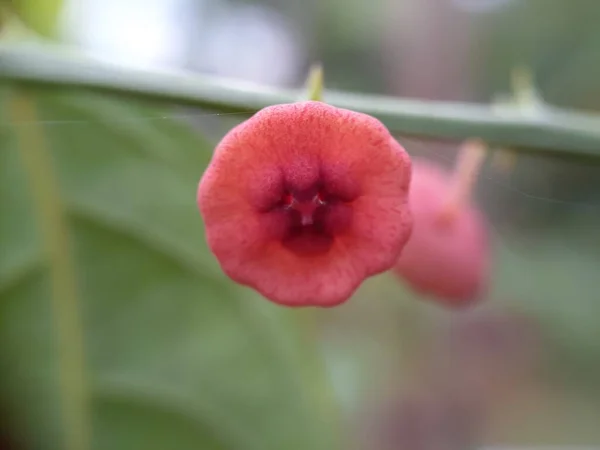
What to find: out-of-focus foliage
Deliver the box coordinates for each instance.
[0,87,337,450]
[494,232,600,390]
[475,0,600,111]
[3,0,63,37]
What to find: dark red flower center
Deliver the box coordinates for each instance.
[277,186,352,256]
[282,191,326,225]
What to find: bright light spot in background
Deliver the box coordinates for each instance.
[191,4,303,86]
[61,0,193,70]
[61,0,304,86]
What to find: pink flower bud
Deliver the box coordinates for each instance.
[394,155,490,306]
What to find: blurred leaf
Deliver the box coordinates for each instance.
[491,230,600,392]
[6,0,63,38]
[476,0,600,111]
[482,447,600,450]
[0,86,338,450]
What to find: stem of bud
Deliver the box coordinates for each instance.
[437,138,487,224]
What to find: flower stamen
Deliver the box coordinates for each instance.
[282,191,328,227]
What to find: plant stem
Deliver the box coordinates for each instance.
[1,44,600,160]
[9,88,90,450]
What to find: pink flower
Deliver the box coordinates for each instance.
[198,101,413,307]
[394,144,490,307]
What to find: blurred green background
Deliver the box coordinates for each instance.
[1,0,600,449]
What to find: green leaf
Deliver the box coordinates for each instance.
[7,0,63,38]
[491,230,600,392]
[0,86,339,450]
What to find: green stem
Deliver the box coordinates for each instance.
[1,44,600,160]
[9,88,90,450]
